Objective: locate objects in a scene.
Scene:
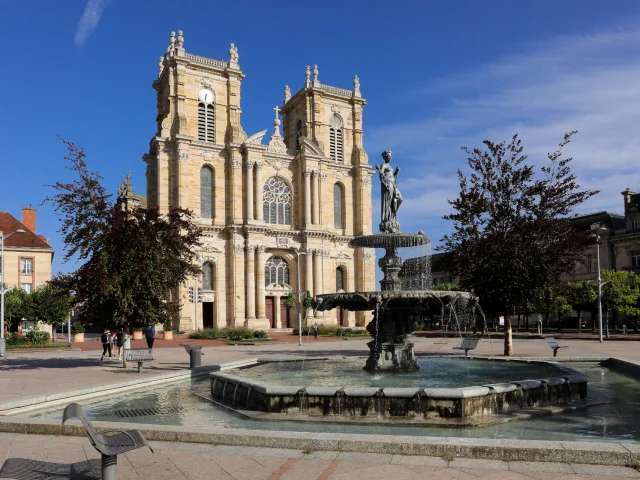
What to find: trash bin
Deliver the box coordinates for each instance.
[0,338,5,357]
[189,347,202,369]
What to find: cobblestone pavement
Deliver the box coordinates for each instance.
[1,335,639,406]
[0,433,638,480]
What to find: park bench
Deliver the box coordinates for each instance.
[62,402,153,480]
[180,343,204,369]
[453,337,480,357]
[547,337,568,357]
[123,348,155,372]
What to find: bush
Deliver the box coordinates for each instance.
[5,333,26,346]
[71,323,85,334]
[253,330,268,339]
[188,328,220,340]
[293,325,367,337]
[25,330,50,344]
[188,327,269,341]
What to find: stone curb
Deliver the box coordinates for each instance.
[0,417,637,466]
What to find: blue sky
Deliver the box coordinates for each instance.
[2,0,640,276]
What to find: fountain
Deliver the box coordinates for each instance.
[312,150,473,371]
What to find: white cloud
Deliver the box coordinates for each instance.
[368,22,640,246]
[74,0,111,47]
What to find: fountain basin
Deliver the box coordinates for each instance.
[209,358,590,425]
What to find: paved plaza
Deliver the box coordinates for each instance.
[1,335,640,479]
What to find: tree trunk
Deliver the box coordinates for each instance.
[504,315,513,356]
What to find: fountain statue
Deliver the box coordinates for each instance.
[313,151,474,372]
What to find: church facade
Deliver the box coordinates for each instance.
[143,31,375,331]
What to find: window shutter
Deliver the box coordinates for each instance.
[200,167,213,218]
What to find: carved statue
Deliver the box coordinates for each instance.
[284,85,291,104]
[229,43,239,64]
[313,64,319,82]
[353,74,360,93]
[305,65,311,83]
[375,150,403,233]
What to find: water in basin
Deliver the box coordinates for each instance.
[231,358,564,388]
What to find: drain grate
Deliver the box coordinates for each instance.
[114,405,195,418]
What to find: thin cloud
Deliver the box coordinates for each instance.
[74,0,111,47]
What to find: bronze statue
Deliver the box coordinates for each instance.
[376,150,403,233]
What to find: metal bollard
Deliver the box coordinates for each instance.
[0,338,5,357]
[189,347,202,368]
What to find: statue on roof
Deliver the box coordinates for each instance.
[229,43,239,64]
[284,85,291,104]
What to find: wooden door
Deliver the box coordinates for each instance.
[336,306,344,326]
[203,302,214,329]
[265,297,275,328]
[279,297,289,329]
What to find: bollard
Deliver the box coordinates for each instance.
[189,347,202,368]
[0,338,5,357]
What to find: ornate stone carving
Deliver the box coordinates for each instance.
[331,105,341,114]
[299,136,324,156]
[303,168,314,177]
[161,117,171,131]
[353,74,360,96]
[313,64,319,83]
[266,105,287,154]
[246,159,257,168]
[334,251,352,260]
[231,158,243,169]
[229,43,239,66]
[375,150,402,233]
[203,151,215,160]
[320,172,328,181]
[305,65,311,84]
[178,149,189,162]
[284,85,291,104]
[265,157,282,171]
[245,129,267,145]
[233,243,245,254]
[360,177,371,185]
[177,30,184,49]
[200,77,213,89]
[363,249,374,260]
[334,170,349,180]
[256,245,267,254]
[245,244,256,253]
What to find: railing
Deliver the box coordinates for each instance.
[184,53,227,69]
[317,84,353,97]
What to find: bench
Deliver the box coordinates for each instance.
[547,337,568,357]
[180,343,204,369]
[123,348,155,372]
[62,402,153,480]
[453,337,480,357]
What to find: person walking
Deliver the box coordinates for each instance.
[100,329,112,361]
[313,322,319,340]
[145,325,155,350]
[114,329,125,360]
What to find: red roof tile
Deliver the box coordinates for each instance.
[0,212,52,249]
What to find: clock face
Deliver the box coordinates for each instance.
[199,88,214,104]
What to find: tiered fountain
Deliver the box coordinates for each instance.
[312,150,473,371]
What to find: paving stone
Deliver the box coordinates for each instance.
[449,457,509,470]
[302,450,340,460]
[7,440,47,461]
[45,442,88,464]
[254,447,305,458]
[336,452,393,464]
[391,454,448,467]
[570,463,640,478]
[560,441,631,465]
[329,463,427,480]
[502,440,566,462]
[207,445,262,456]
[280,458,334,479]
[509,461,575,474]
[207,454,282,480]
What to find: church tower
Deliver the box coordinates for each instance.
[144,31,375,332]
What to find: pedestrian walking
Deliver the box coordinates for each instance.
[313,322,319,340]
[114,329,125,360]
[100,328,112,361]
[145,325,155,350]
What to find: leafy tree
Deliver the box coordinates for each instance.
[533,285,572,330]
[3,287,29,333]
[431,283,460,291]
[441,132,597,355]
[600,270,640,331]
[25,283,73,342]
[566,280,597,330]
[46,139,202,330]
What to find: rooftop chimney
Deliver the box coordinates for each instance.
[22,205,36,233]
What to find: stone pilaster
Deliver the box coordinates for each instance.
[305,248,313,295]
[304,169,312,226]
[245,160,254,222]
[255,162,263,221]
[232,241,245,326]
[255,245,267,323]
[312,171,320,225]
[245,244,256,323]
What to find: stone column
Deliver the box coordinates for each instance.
[246,161,254,222]
[304,169,312,226]
[275,294,282,328]
[314,250,323,296]
[255,163,263,221]
[312,171,320,225]
[245,245,256,322]
[232,242,245,327]
[305,248,314,295]
[256,245,267,321]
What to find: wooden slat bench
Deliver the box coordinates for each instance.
[453,337,480,357]
[547,337,568,357]
[123,348,155,372]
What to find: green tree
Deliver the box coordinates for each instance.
[25,283,74,342]
[46,139,202,330]
[600,270,640,332]
[566,280,598,330]
[441,132,597,355]
[533,285,572,330]
[431,283,460,291]
[3,287,29,333]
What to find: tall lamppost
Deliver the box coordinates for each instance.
[293,248,307,346]
[1,229,26,356]
[590,223,609,343]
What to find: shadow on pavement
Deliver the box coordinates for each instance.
[0,457,100,480]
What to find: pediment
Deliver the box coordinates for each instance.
[300,136,324,156]
[245,130,267,145]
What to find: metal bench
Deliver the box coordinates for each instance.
[547,337,568,357]
[453,337,480,357]
[180,343,204,369]
[62,402,153,480]
[123,348,155,372]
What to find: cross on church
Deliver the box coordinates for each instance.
[273,105,280,119]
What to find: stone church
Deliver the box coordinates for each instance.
[142,31,375,331]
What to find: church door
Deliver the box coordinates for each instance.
[265,297,275,328]
[279,297,289,329]
[203,303,214,329]
[336,306,344,326]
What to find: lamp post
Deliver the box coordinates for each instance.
[590,223,609,343]
[293,248,307,346]
[1,229,26,356]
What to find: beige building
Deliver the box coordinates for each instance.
[0,207,54,333]
[142,32,375,331]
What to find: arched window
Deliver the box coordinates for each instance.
[202,262,214,290]
[296,119,302,152]
[198,103,215,142]
[200,166,213,218]
[334,183,344,229]
[336,267,345,291]
[265,256,289,286]
[263,177,291,225]
[329,115,343,162]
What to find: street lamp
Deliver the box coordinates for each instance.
[590,223,609,343]
[1,229,26,356]
[293,248,307,346]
